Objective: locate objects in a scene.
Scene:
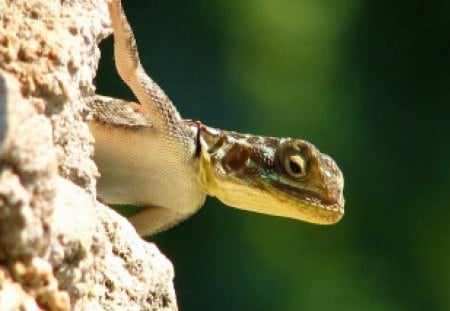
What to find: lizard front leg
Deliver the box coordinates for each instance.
[108,0,186,135]
[128,207,192,237]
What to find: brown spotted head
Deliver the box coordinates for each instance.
[198,126,345,224]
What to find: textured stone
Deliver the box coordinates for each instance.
[0,1,177,310]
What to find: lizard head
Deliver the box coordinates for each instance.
[199,127,345,224]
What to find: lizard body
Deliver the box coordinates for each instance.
[88,0,345,236]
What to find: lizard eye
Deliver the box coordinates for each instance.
[284,154,308,178]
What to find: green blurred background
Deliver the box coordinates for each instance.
[96,0,450,309]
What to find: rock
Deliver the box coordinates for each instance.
[0,1,177,310]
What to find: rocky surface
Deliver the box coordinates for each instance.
[0,1,177,310]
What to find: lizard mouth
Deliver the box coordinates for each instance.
[268,181,345,224]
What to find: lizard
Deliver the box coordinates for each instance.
[86,0,345,237]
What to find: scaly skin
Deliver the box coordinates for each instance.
[87,0,345,236]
